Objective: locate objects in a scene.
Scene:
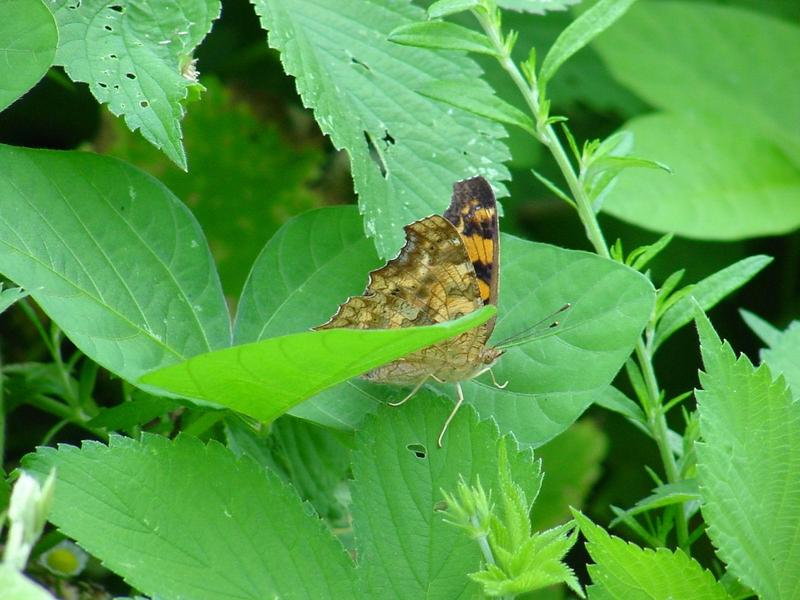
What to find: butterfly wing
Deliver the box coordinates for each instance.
[315,214,491,383]
[443,176,499,315]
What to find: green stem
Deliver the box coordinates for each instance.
[471,516,512,600]
[477,8,689,551]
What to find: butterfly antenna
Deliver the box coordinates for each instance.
[437,382,465,448]
[388,376,429,407]
[496,303,571,350]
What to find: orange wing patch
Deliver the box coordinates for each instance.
[444,176,499,309]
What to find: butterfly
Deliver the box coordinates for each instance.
[315,176,511,446]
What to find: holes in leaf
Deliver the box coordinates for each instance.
[126,73,136,80]
[113,84,120,90]
[382,131,395,146]
[104,25,113,31]
[364,131,388,178]
[109,4,124,12]
[108,54,118,60]
[140,101,149,108]
[98,82,108,88]
[406,444,427,459]
[67,0,81,9]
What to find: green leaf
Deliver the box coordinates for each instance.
[0,0,57,113]
[748,316,800,402]
[0,566,55,600]
[610,480,700,526]
[23,435,357,599]
[534,420,608,530]
[654,255,772,348]
[593,2,800,157]
[252,0,510,259]
[389,21,497,56]
[141,306,496,423]
[103,77,323,296]
[628,234,673,271]
[351,398,540,599]
[419,79,535,134]
[695,310,800,600]
[428,0,479,19]
[0,145,230,382]
[602,113,800,239]
[497,0,580,14]
[593,386,646,427]
[539,0,638,83]
[0,284,28,315]
[573,510,732,600]
[225,416,352,522]
[86,392,180,431]
[50,0,222,169]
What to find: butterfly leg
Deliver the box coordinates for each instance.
[388,376,429,407]
[437,381,465,448]
[489,368,508,389]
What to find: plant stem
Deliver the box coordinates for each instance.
[471,516,512,600]
[477,8,689,551]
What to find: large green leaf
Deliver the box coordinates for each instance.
[593,1,800,157]
[251,0,510,259]
[601,113,800,239]
[695,311,800,600]
[23,435,358,599]
[141,306,496,422]
[351,398,541,599]
[50,0,222,169]
[0,0,57,113]
[235,206,654,445]
[0,145,230,382]
[574,511,731,600]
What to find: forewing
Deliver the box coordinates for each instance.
[443,176,499,310]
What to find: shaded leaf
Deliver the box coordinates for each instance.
[594,2,800,157]
[0,0,57,112]
[103,78,323,296]
[0,145,230,382]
